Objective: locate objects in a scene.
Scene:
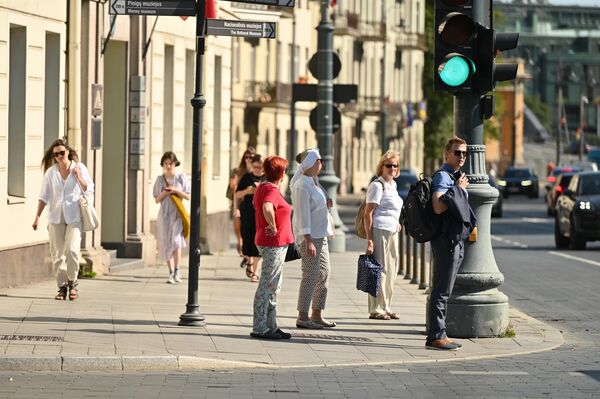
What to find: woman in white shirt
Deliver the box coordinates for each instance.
[363,150,403,320]
[290,149,336,329]
[32,139,95,301]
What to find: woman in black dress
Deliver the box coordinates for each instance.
[235,154,265,282]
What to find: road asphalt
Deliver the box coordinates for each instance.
[0,248,563,372]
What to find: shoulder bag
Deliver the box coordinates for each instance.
[75,166,99,232]
[163,175,190,239]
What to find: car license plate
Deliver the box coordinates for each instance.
[509,187,519,193]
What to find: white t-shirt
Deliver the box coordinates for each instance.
[366,177,403,233]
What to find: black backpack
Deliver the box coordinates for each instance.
[401,170,453,243]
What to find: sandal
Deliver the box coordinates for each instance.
[311,319,336,328]
[369,313,391,320]
[250,273,260,283]
[245,263,254,278]
[68,281,79,301]
[386,312,400,320]
[55,286,67,300]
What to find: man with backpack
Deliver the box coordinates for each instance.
[426,137,476,351]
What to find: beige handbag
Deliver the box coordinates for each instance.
[75,168,99,232]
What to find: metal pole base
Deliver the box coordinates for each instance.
[178,308,206,327]
[328,230,346,253]
[446,289,509,337]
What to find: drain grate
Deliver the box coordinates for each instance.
[0,335,63,342]
[292,333,372,342]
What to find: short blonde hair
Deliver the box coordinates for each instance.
[375,150,401,177]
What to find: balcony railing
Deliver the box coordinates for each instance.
[245,81,292,105]
[396,32,427,51]
[358,96,382,115]
[332,11,360,36]
[359,20,386,41]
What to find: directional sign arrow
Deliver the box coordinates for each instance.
[263,23,276,39]
[111,0,126,15]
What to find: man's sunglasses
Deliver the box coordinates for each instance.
[454,150,468,157]
[53,150,66,157]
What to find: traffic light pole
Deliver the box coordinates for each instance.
[316,0,345,252]
[446,43,509,338]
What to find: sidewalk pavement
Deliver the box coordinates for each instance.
[0,250,563,372]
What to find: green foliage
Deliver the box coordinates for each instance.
[524,94,552,132]
[498,326,516,338]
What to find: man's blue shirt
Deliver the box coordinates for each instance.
[432,163,457,194]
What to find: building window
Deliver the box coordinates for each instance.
[8,25,27,198]
[44,32,60,150]
[394,48,402,69]
[163,44,174,151]
[213,56,222,177]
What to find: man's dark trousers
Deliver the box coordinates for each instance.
[427,235,464,340]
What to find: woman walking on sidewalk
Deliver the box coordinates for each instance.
[153,151,191,284]
[290,148,336,329]
[363,150,403,320]
[250,156,294,340]
[32,139,95,300]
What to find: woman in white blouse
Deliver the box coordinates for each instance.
[363,150,403,320]
[32,139,94,301]
[290,148,336,329]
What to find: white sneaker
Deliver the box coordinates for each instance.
[167,274,176,284]
[174,270,182,283]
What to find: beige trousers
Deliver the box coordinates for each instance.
[368,227,399,315]
[48,213,81,287]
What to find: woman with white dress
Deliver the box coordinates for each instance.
[153,151,191,284]
[33,139,95,301]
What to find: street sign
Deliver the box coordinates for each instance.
[308,52,342,80]
[310,105,341,133]
[109,0,196,16]
[293,83,357,104]
[206,19,276,39]
[222,0,295,6]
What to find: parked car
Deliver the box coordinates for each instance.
[488,175,503,218]
[394,171,419,201]
[588,148,600,169]
[497,167,539,198]
[546,172,576,216]
[554,171,600,250]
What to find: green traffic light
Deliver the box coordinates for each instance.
[439,56,472,87]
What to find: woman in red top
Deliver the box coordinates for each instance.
[250,156,295,340]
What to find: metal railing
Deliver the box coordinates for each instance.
[245,81,292,105]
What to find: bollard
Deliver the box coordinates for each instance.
[411,239,420,284]
[419,242,429,289]
[398,229,405,275]
[404,233,413,280]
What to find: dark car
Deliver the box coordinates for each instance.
[545,166,581,196]
[394,172,419,201]
[546,172,577,216]
[555,171,600,250]
[497,167,539,199]
[488,175,503,218]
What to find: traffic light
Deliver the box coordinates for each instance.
[476,27,519,94]
[434,0,477,92]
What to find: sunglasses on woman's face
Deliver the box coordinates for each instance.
[53,150,66,157]
[384,164,398,169]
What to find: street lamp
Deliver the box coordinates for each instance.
[579,95,589,161]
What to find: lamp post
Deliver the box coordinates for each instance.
[316,0,345,252]
[286,10,297,199]
[579,95,589,161]
[179,0,206,327]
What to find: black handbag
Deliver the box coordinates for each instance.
[356,255,382,297]
[285,243,301,262]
